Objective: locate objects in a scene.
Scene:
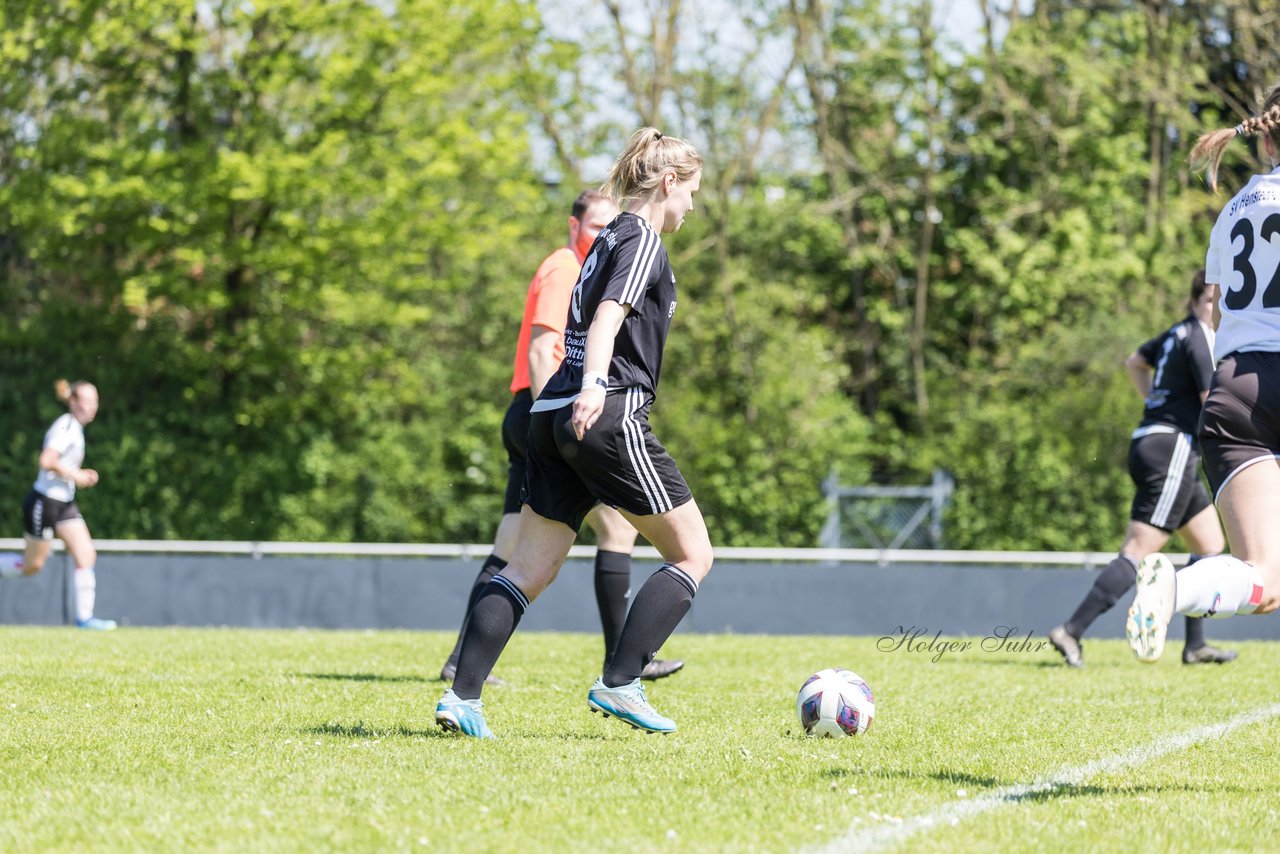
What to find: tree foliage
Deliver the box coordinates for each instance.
[1,0,550,540]
[2,0,1274,549]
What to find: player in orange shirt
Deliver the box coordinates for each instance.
[439,190,684,684]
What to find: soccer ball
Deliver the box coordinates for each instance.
[796,669,875,737]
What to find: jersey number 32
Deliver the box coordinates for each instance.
[1227,214,1280,310]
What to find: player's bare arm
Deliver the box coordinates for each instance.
[572,299,629,440]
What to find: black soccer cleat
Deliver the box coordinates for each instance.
[1048,624,1084,668]
[439,662,506,686]
[1182,644,1238,665]
[640,659,685,680]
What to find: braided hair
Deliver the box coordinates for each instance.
[1191,86,1280,192]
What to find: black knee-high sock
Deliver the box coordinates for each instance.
[1184,614,1206,649]
[1183,553,1209,650]
[452,576,528,700]
[1065,553,1138,638]
[594,550,632,670]
[603,565,697,688]
[445,555,507,668]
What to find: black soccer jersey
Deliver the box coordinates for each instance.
[536,212,677,405]
[1136,316,1215,433]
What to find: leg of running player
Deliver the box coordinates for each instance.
[57,518,115,630]
[1172,462,1280,617]
[1176,506,1235,662]
[1050,520,1168,666]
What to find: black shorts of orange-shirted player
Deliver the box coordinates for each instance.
[1047,271,1235,668]
[1123,85,1280,665]
[435,127,710,737]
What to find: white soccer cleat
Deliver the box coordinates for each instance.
[1126,553,1175,663]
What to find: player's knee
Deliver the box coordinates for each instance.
[680,547,714,582]
[504,560,561,601]
[586,512,634,550]
[596,528,638,552]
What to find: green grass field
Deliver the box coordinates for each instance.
[2,626,1278,853]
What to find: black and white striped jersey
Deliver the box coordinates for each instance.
[534,212,677,408]
[1135,315,1215,434]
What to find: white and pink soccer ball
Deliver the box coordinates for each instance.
[796,669,875,737]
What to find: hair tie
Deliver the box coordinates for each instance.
[1235,123,1247,136]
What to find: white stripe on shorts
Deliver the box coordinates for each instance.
[1130,424,1178,440]
[1150,432,1191,529]
[623,387,672,514]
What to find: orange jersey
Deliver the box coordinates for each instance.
[510,246,582,393]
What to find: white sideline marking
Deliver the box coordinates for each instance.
[817,702,1280,853]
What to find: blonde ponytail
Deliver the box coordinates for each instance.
[602,127,703,209]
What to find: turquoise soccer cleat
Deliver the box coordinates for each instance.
[587,677,676,733]
[435,690,494,739]
[76,617,117,631]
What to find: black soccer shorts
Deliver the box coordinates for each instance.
[1126,430,1211,531]
[1199,350,1280,499]
[523,387,692,531]
[22,489,84,540]
[500,389,535,515]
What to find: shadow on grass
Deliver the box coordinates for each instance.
[829,765,1270,800]
[301,672,432,684]
[981,658,1064,669]
[304,721,445,739]
[923,656,1063,669]
[825,767,1004,789]
[542,730,616,742]
[304,720,616,742]
[1005,780,1271,801]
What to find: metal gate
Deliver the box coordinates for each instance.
[818,469,954,549]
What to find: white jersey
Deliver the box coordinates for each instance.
[1205,165,1280,360]
[32,413,85,502]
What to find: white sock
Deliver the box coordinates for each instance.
[74,566,96,623]
[1174,555,1265,618]
[0,553,23,580]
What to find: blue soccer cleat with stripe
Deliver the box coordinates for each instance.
[435,690,494,739]
[587,677,676,733]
